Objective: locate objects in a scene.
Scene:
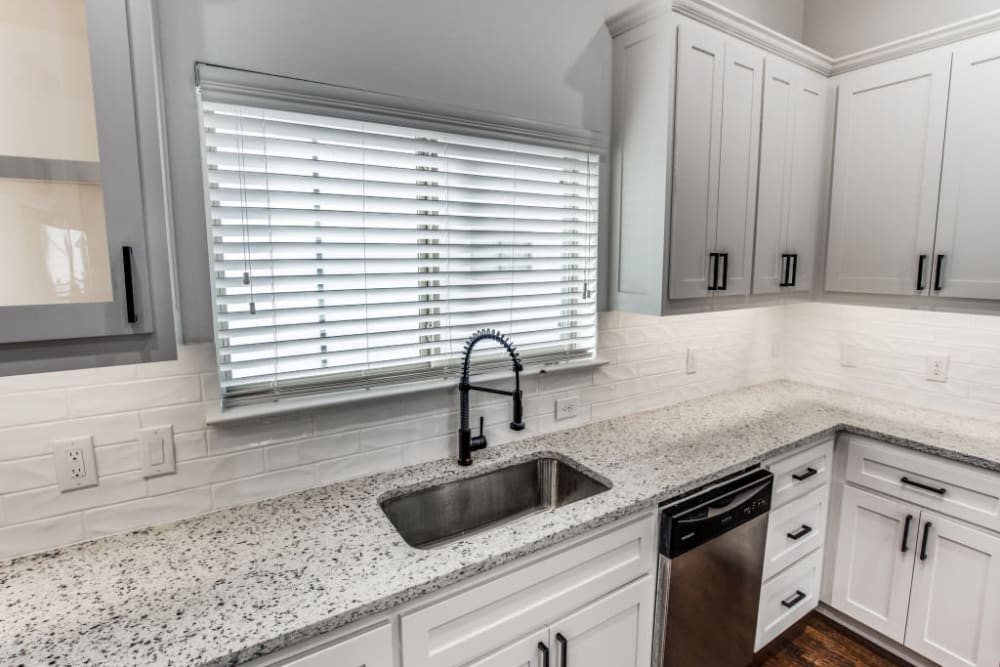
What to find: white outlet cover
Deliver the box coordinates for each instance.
[686,348,697,375]
[925,355,949,383]
[840,344,861,368]
[555,396,580,421]
[140,425,176,478]
[54,436,98,491]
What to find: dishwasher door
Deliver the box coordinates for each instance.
[659,512,768,667]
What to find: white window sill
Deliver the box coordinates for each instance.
[204,357,608,426]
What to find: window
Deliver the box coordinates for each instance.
[197,68,600,405]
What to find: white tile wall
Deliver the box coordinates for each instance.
[785,302,1000,420]
[0,303,850,561]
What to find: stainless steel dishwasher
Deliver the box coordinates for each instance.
[655,467,773,667]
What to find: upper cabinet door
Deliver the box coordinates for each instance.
[904,511,1000,667]
[932,32,1000,300]
[669,20,725,300]
[713,39,763,297]
[0,0,153,343]
[825,50,952,295]
[754,59,831,295]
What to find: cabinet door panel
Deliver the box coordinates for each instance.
[826,51,951,295]
[905,512,1000,667]
[669,21,725,300]
[714,39,763,297]
[754,59,796,295]
[464,629,549,667]
[933,32,1000,300]
[279,622,393,667]
[550,576,654,667]
[831,485,917,642]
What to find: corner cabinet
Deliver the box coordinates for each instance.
[0,0,175,375]
[753,59,833,295]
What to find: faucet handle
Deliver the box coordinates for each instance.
[469,416,488,453]
[478,416,484,437]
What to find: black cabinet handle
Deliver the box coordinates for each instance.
[787,525,813,541]
[934,254,945,291]
[792,467,817,482]
[901,477,946,495]
[901,514,913,553]
[920,521,933,561]
[781,590,807,609]
[122,246,138,324]
[708,253,720,291]
[916,254,928,291]
[555,633,568,667]
[719,252,729,291]
[538,641,550,667]
[780,253,799,287]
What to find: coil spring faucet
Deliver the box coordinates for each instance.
[458,329,525,466]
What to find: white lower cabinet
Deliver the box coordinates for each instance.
[832,485,1000,667]
[756,548,823,649]
[269,622,394,667]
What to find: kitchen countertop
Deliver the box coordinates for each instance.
[2,380,998,667]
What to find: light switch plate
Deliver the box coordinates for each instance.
[54,436,98,491]
[555,396,580,421]
[140,425,176,478]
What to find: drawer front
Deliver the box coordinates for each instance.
[845,434,1000,531]
[763,484,829,580]
[768,439,834,508]
[280,622,393,667]
[755,548,823,651]
[401,514,656,667]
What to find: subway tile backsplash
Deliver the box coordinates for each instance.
[2,304,997,560]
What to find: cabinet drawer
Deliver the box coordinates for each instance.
[277,622,392,667]
[768,439,833,508]
[400,515,655,667]
[755,548,822,651]
[845,435,1000,531]
[763,484,829,580]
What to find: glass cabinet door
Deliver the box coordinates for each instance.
[0,0,152,342]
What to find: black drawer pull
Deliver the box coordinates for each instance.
[920,522,933,561]
[916,254,928,291]
[792,467,817,482]
[122,246,138,324]
[934,254,946,291]
[781,590,807,609]
[901,514,913,553]
[708,253,720,291]
[901,477,946,495]
[538,641,550,667]
[787,525,813,541]
[780,253,799,287]
[556,633,568,667]
[719,252,729,291]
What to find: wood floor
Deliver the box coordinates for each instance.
[752,612,910,667]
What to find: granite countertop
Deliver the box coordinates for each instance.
[2,380,999,666]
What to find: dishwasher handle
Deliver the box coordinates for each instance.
[676,477,773,524]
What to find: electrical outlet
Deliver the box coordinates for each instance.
[926,355,949,383]
[555,396,580,421]
[140,425,176,478]
[686,348,697,375]
[54,436,98,491]
[840,344,861,368]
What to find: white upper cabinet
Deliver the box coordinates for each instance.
[825,50,952,295]
[754,58,833,294]
[932,31,1000,300]
[669,19,762,300]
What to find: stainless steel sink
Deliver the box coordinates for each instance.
[380,456,611,549]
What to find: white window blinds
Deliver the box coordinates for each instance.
[198,96,599,404]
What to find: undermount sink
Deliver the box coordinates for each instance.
[380,456,611,549]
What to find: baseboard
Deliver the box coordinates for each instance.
[815,603,937,667]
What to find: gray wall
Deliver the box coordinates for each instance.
[803,0,1000,56]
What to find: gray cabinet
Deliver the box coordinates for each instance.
[824,50,952,296]
[753,58,833,295]
[0,0,174,374]
[932,31,1000,300]
[669,19,762,300]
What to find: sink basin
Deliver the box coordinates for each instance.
[380,456,611,549]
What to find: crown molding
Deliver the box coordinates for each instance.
[830,9,1000,75]
[607,0,1000,79]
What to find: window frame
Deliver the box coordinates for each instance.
[194,64,607,408]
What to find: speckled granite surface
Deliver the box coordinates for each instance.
[2,381,998,666]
